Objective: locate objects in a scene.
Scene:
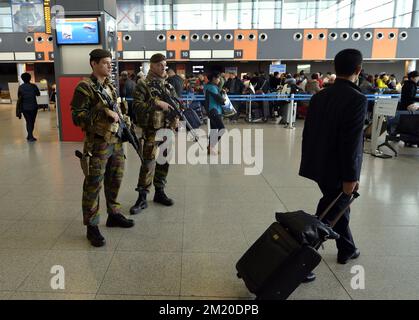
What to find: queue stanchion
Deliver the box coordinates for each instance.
[285,94,296,129]
[292,99,297,125]
[248,94,253,123]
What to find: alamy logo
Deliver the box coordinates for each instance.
[350,265,365,290]
[154,126,264,176]
[50,265,65,290]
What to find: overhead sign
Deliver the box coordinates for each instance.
[269,64,286,74]
[225,67,238,75]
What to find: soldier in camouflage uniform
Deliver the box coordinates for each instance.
[130,53,179,215]
[71,49,134,247]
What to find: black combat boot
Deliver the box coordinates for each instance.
[130,190,148,215]
[106,213,135,228]
[153,188,174,206]
[86,225,106,247]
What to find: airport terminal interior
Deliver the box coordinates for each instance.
[1,0,419,301]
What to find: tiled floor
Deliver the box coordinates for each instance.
[1,104,419,300]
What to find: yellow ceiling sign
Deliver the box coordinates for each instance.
[44,0,51,34]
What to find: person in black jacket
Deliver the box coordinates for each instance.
[18,73,40,142]
[299,49,367,282]
[387,71,419,137]
[224,72,244,122]
[399,70,419,112]
[167,69,184,97]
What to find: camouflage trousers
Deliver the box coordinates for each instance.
[82,139,125,226]
[136,129,169,193]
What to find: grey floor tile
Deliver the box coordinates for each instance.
[185,186,279,206]
[0,187,11,198]
[183,223,247,253]
[354,187,419,205]
[185,201,283,226]
[10,292,96,300]
[127,202,185,224]
[184,175,268,187]
[98,251,181,296]
[0,249,48,291]
[181,252,253,299]
[17,250,114,294]
[52,220,125,252]
[322,225,419,257]
[0,220,19,236]
[0,196,41,220]
[117,222,183,252]
[350,203,419,227]
[20,200,79,222]
[288,261,351,300]
[324,255,419,300]
[281,203,318,214]
[263,173,316,188]
[0,291,13,300]
[274,187,323,206]
[352,225,419,256]
[0,221,71,250]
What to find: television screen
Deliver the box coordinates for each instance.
[56,17,100,45]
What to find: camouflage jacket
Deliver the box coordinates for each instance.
[71,74,126,143]
[133,72,179,129]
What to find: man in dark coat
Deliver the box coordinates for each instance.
[299,49,367,282]
[399,70,419,112]
[167,69,184,97]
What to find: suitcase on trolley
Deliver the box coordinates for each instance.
[183,107,202,129]
[236,192,359,300]
[189,101,205,122]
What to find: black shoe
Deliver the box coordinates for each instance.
[153,189,174,206]
[106,213,135,228]
[27,137,37,142]
[86,225,106,247]
[337,248,360,265]
[302,272,316,283]
[130,191,148,215]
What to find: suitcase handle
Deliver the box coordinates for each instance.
[318,191,360,228]
[313,191,360,249]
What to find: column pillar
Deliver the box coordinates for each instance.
[51,0,117,141]
[17,63,26,85]
[406,60,417,74]
[142,62,150,75]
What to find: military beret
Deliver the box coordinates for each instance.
[150,53,166,63]
[89,49,112,59]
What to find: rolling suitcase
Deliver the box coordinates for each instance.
[183,107,202,129]
[236,192,359,300]
[190,101,205,122]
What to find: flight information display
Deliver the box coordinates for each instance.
[56,17,100,45]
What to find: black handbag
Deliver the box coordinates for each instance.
[16,96,22,119]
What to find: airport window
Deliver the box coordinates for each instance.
[352,0,412,28]
[282,0,317,28]
[116,0,281,30]
[0,3,12,32]
[115,0,416,31]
